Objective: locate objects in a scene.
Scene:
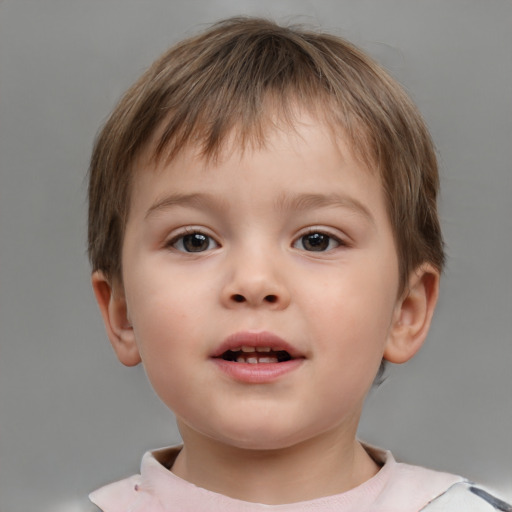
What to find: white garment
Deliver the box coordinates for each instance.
[90,445,510,512]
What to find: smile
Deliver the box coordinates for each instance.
[220,346,293,364]
[211,331,304,383]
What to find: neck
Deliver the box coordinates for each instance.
[171,424,380,505]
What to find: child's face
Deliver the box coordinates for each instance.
[109,113,409,451]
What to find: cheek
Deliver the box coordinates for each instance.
[305,264,398,356]
[125,280,192,362]
[127,256,201,320]
[129,294,204,408]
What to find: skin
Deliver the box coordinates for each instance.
[93,112,439,504]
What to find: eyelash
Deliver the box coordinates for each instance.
[165,227,347,254]
[166,228,219,253]
[293,229,346,252]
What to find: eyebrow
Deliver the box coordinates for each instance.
[145,193,227,219]
[145,191,374,224]
[274,192,375,224]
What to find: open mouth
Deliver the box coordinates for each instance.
[220,346,293,364]
[212,333,303,382]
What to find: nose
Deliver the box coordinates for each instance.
[220,249,291,310]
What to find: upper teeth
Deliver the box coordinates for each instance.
[240,346,272,353]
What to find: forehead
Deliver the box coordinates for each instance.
[139,97,377,178]
[128,112,385,223]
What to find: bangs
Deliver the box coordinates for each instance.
[131,17,376,167]
[89,16,443,291]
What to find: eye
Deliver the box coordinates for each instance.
[294,232,341,252]
[170,232,219,253]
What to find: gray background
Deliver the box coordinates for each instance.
[0,1,511,511]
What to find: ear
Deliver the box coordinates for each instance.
[91,271,141,367]
[383,264,440,364]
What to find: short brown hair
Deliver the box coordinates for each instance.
[88,16,444,292]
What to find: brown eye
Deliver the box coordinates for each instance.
[172,232,218,252]
[296,232,340,252]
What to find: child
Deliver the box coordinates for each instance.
[87,16,511,512]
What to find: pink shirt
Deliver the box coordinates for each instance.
[89,444,473,511]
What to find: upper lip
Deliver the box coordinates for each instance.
[211,331,304,359]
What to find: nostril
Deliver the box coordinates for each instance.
[229,293,279,304]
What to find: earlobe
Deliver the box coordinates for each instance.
[383,265,440,364]
[91,271,141,367]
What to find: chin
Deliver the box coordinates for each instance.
[206,422,314,452]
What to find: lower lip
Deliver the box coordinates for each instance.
[212,358,304,383]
